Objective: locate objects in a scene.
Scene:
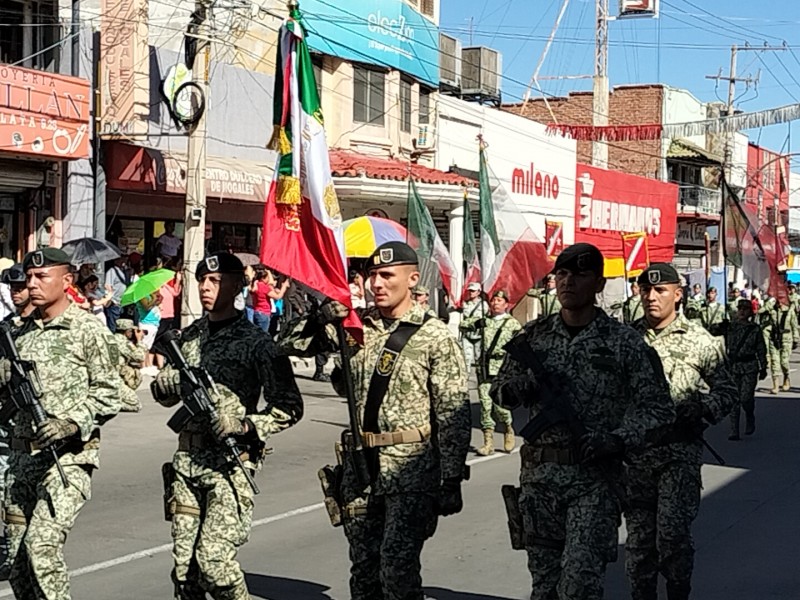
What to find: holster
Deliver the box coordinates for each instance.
[500,485,525,551]
[317,441,345,528]
[162,462,176,522]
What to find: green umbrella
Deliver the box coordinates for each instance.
[120,269,176,307]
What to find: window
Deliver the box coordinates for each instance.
[419,88,432,125]
[400,78,412,133]
[353,66,386,126]
[0,0,60,72]
[421,0,435,17]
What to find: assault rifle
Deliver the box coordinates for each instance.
[0,323,68,487]
[502,335,629,510]
[159,331,260,495]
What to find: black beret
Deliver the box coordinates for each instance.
[366,241,418,272]
[1,264,25,284]
[553,243,604,275]
[638,263,680,286]
[22,248,71,271]
[195,252,245,281]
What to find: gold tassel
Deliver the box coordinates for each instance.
[267,126,293,155]
[276,175,301,205]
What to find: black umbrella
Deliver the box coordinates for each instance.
[61,237,122,265]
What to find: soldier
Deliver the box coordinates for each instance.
[0,248,122,599]
[2,264,34,322]
[152,252,303,600]
[490,243,674,600]
[283,241,470,600]
[726,287,741,320]
[459,281,488,375]
[623,281,645,324]
[788,284,800,317]
[626,263,737,600]
[529,273,561,318]
[725,299,768,440]
[461,289,520,456]
[113,319,147,414]
[412,285,437,318]
[762,298,799,393]
[700,286,725,335]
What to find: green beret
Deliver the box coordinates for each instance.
[553,243,604,275]
[492,289,509,300]
[638,263,680,286]
[366,241,418,272]
[195,252,245,281]
[116,319,135,331]
[22,248,71,271]
[1,264,25,284]
[413,285,430,295]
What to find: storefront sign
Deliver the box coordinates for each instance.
[0,65,91,160]
[574,163,678,278]
[676,221,707,248]
[104,142,270,203]
[100,0,149,138]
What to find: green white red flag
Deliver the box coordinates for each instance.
[260,11,360,333]
[461,191,481,301]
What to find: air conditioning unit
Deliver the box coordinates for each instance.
[461,46,502,97]
[416,125,435,149]
[439,33,461,89]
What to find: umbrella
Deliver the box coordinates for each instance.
[120,269,176,307]
[787,269,800,284]
[0,258,13,272]
[61,237,121,265]
[343,216,407,258]
[234,252,261,266]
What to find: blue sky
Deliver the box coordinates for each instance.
[440,0,800,164]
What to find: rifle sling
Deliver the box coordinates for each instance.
[363,314,431,434]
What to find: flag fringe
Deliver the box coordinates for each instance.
[267,125,293,155]
[276,175,302,205]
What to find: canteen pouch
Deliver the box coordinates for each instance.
[501,484,525,550]
[318,464,343,528]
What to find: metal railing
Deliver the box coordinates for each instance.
[678,185,721,215]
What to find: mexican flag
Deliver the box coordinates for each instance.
[723,180,788,305]
[406,178,459,303]
[260,11,360,332]
[479,143,553,306]
[461,192,481,300]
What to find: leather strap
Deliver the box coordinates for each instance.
[520,443,577,466]
[362,423,432,448]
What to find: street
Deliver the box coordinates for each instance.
[0,358,798,600]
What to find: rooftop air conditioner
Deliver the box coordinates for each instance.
[461,46,502,97]
[439,33,461,89]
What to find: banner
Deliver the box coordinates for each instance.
[545,220,564,257]
[622,232,649,275]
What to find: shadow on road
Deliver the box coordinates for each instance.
[245,573,334,600]
[424,587,523,600]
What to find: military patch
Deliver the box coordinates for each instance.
[380,248,393,264]
[576,252,590,270]
[31,251,43,268]
[205,256,220,272]
[648,270,661,284]
[375,348,399,376]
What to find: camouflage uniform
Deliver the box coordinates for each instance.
[113,334,146,413]
[531,289,561,319]
[700,301,725,335]
[3,303,122,600]
[622,295,644,324]
[725,318,767,436]
[157,314,303,600]
[762,302,799,390]
[459,298,488,374]
[283,303,470,600]
[490,310,674,600]
[626,313,737,600]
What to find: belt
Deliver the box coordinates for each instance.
[520,444,578,466]
[177,431,256,462]
[10,433,100,454]
[361,423,432,448]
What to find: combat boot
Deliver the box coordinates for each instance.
[771,378,780,395]
[216,582,251,600]
[783,375,791,391]
[745,412,756,435]
[503,425,516,453]
[666,581,691,600]
[728,411,740,441]
[476,429,494,456]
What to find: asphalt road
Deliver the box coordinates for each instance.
[0,358,798,599]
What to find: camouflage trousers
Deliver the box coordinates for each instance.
[624,460,702,600]
[461,339,481,376]
[766,334,792,378]
[477,382,513,431]
[730,369,758,431]
[4,456,92,600]
[520,480,619,600]
[343,492,438,600]
[170,464,254,600]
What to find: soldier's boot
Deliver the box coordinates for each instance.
[476,429,495,456]
[503,425,516,453]
[745,411,756,435]
[666,581,691,600]
[783,375,791,391]
[728,411,740,441]
[771,377,780,395]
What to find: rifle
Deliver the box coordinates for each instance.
[0,323,68,487]
[159,331,260,495]
[503,335,629,510]
[335,322,371,490]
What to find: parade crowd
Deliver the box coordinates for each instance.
[0,238,790,600]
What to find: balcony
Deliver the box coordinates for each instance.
[678,185,721,217]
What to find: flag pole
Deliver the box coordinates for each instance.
[620,233,629,299]
[477,135,487,382]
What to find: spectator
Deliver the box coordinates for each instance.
[349,270,366,309]
[104,254,130,332]
[0,279,13,321]
[136,292,162,376]
[156,221,182,261]
[240,265,255,322]
[154,269,182,369]
[66,274,90,310]
[249,264,289,333]
[79,275,114,327]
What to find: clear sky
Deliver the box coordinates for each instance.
[440,0,800,167]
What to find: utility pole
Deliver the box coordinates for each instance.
[181,1,211,327]
[592,0,609,168]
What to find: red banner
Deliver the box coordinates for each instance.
[622,232,649,275]
[575,163,678,277]
[545,220,564,257]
